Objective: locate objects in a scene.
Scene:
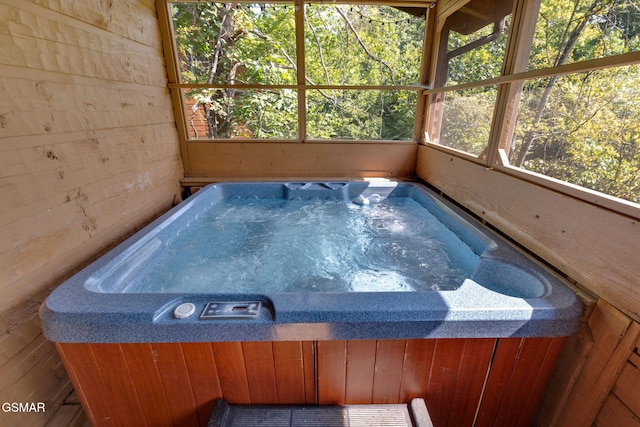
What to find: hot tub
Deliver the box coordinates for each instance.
[40,181,582,427]
[40,180,580,342]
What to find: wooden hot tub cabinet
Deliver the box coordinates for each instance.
[57,336,566,427]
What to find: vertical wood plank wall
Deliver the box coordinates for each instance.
[57,337,566,427]
[535,299,640,427]
[0,1,182,425]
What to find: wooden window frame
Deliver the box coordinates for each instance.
[157,0,435,146]
[423,0,640,219]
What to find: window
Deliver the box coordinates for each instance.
[426,0,640,207]
[511,65,640,203]
[439,85,499,156]
[510,0,640,204]
[166,1,429,142]
[427,1,513,156]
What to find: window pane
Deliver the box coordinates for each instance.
[183,88,297,139]
[438,86,498,156]
[305,5,426,86]
[171,2,296,84]
[528,0,640,71]
[306,90,417,140]
[446,17,511,86]
[510,65,640,204]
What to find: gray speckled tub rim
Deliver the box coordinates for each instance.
[39,180,583,343]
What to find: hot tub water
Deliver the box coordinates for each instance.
[122,197,479,294]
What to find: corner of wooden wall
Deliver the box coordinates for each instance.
[535,298,640,427]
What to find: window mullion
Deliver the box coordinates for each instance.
[486,0,541,166]
[413,4,436,142]
[295,0,306,142]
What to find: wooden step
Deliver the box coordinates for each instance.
[208,398,434,427]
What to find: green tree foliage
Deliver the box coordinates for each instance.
[439,87,497,156]
[171,2,425,140]
[514,0,640,203]
[439,16,511,154]
[172,3,297,138]
[441,0,640,204]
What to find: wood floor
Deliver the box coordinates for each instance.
[44,391,88,427]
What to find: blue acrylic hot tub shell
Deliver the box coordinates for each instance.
[39,181,582,343]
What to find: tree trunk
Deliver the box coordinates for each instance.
[514,0,605,167]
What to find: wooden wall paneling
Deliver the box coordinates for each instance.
[491,337,567,427]
[0,134,178,282]
[0,331,55,397]
[475,338,522,427]
[89,344,148,426]
[210,342,251,404]
[2,183,177,311]
[372,340,408,404]
[535,322,595,426]
[398,339,437,403]
[2,139,179,293]
[241,342,279,404]
[0,1,166,79]
[13,0,164,50]
[424,338,468,426]
[272,341,308,405]
[553,300,640,426]
[0,314,44,367]
[55,338,572,427]
[595,394,640,427]
[1,0,182,424]
[345,340,377,404]
[185,142,417,179]
[595,333,640,426]
[0,339,72,427]
[0,124,178,193]
[1,178,178,310]
[302,341,316,404]
[0,80,173,139]
[152,343,200,427]
[447,339,495,427]
[180,343,222,427]
[0,125,178,205]
[316,340,348,405]
[119,343,174,427]
[0,50,168,108]
[611,357,640,418]
[56,343,119,426]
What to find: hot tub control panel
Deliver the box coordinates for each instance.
[199,301,262,319]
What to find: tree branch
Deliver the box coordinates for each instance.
[250,29,337,104]
[305,11,331,85]
[336,7,397,85]
[514,0,605,167]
